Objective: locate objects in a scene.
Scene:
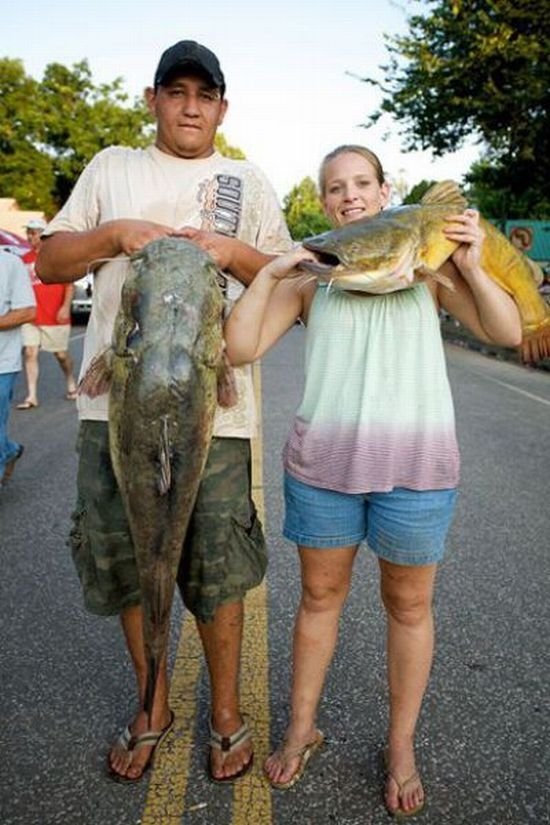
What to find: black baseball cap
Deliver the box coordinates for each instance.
[154,40,225,95]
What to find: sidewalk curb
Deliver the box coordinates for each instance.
[440,319,550,373]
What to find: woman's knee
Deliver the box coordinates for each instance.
[301,572,351,613]
[380,563,436,626]
[299,547,356,613]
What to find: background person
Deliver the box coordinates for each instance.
[0,250,36,486]
[17,218,77,409]
[224,145,522,817]
[37,40,291,783]
[509,226,545,288]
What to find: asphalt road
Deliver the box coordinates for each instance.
[1,323,549,825]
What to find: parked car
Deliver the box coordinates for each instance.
[71,272,93,316]
[0,228,30,257]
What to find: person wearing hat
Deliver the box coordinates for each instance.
[16,218,77,409]
[37,40,292,782]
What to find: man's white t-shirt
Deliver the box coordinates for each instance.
[45,145,292,437]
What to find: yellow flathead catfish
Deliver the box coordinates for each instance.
[301,181,550,363]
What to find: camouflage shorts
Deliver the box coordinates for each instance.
[70,421,266,623]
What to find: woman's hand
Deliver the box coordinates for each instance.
[259,247,319,282]
[444,209,485,278]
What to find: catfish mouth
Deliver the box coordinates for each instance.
[298,248,341,276]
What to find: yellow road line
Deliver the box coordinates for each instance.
[233,363,272,823]
[141,615,202,824]
[142,362,271,824]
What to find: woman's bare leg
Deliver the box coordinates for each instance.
[379,559,438,815]
[264,545,357,785]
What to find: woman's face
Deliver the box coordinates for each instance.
[321,152,390,227]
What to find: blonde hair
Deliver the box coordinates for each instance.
[318,145,386,196]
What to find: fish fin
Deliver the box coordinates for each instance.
[217,350,239,408]
[78,348,114,398]
[157,416,171,495]
[520,324,550,364]
[414,265,455,292]
[421,180,467,211]
[144,656,159,722]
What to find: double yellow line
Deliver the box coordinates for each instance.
[142,363,272,824]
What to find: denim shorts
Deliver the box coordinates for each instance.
[283,472,457,566]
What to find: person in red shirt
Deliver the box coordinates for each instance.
[16,219,77,409]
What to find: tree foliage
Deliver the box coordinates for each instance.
[364,0,550,217]
[214,133,245,160]
[402,180,437,205]
[0,58,246,216]
[283,177,331,240]
[0,58,152,214]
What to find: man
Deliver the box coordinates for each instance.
[38,40,291,782]
[0,250,36,486]
[17,218,77,409]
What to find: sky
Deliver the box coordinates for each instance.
[2,0,481,204]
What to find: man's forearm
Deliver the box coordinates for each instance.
[37,224,120,282]
[226,240,276,286]
[0,306,36,330]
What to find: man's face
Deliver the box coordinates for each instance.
[26,229,42,250]
[145,74,228,160]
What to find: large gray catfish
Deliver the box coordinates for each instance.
[108,237,223,716]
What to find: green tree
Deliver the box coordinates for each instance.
[402,180,437,205]
[363,0,550,217]
[0,58,152,215]
[283,177,331,241]
[0,58,246,215]
[214,133,245,159]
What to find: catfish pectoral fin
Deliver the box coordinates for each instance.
[78,348,114,398]
[217,352,238,408]
[415,265,455,292]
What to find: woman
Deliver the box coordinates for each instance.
[224,145,521,817]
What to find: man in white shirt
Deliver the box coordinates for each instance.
[38,40,291,782]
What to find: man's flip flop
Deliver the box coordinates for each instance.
[107,711,175,783]
[207,719,254,783]
[16,401,38,410]
[264,730,324,790]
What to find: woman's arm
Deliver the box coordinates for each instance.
[224,248,316,365]
[434,210,522,347]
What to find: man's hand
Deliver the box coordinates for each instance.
[56,306,71,324]
[114,219,175,256]
[176,226,236,269]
